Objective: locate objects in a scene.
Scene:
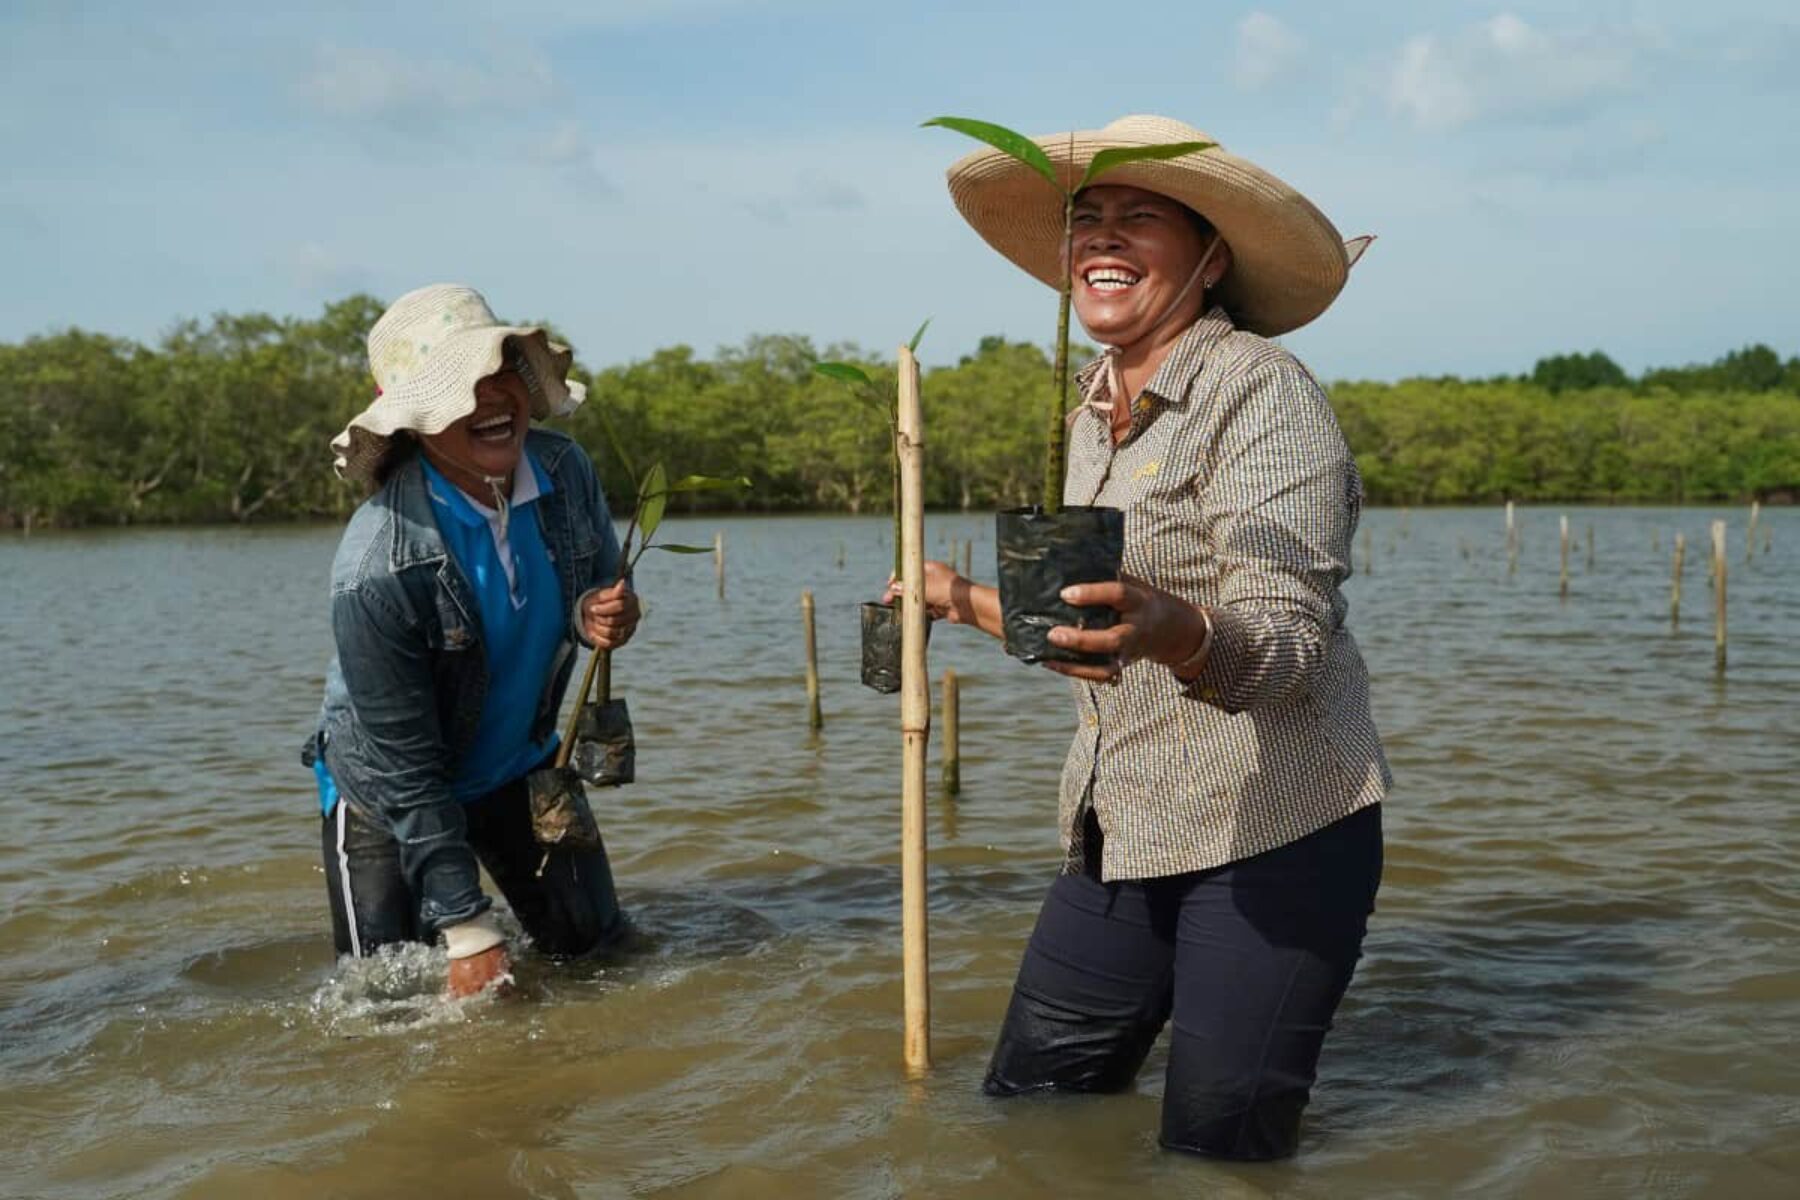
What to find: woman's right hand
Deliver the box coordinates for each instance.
[884,561,1002,637]
[446,944,512,999]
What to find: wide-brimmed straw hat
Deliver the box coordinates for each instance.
[332,283,586,489]
[945,114,1369,337]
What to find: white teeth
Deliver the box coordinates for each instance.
[472,415,511,432]
[1084,267,1140,291]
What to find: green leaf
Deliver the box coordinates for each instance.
[638,461,668,543]
[1077,141,1215,192]
[813,361,873,387]
[666,474,751,493]
[649,543,715,555]
[922,116,1059,191]
[908,318,932,355]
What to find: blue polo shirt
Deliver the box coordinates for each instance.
[419,455,567,800]
[312,453,570,815]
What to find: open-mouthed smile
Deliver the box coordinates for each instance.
[1081,265,1143,295]
[469,412,517,444]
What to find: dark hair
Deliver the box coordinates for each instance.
[372,431,419,489]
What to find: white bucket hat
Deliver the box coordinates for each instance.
[332,283,586,489]
[945,114,1371,337]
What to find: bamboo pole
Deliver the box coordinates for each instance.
[1559,514,1570,600]
[941,669,960,796]
[801,590,823,731]
[897,344,931,1075]
[1506,501,1518,577]
[1747,501,1760,565]
[1711,520,1727,672]
[714,531,725,599]
[1671,533,1685,627]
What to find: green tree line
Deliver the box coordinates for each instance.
[2,298,1797,529]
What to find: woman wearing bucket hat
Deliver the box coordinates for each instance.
[303,284,639,998]
[915,116,1389,1159]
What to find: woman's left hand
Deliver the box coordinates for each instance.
[581,582,640,650]
[1044,575,1208,682]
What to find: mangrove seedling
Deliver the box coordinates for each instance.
[923,117,1212,663]
[923,117,1211,510]
[572,404,749,782]
[815,320,931,693]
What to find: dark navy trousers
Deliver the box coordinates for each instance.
[984,804,1382,1161]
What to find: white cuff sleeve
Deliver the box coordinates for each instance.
[442,912,506,960]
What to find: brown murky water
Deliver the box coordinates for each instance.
[2,508,1796,1199]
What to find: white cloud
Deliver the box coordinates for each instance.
[531,121,617,192]
[1385,13,1643,131]
[1233,11,1302,91]
[296,43,554,121]
[288,242,371,295]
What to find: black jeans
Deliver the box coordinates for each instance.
[321,771,624,959]
[984,804,1382,1161]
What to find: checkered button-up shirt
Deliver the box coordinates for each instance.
[1059,306,1391,880]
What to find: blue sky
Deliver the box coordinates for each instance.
[2,0,1795,380]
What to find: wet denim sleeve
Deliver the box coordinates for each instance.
[331,581,489,931]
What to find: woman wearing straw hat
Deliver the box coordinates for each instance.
[918,116,1389,1159]
[304,283,639,998]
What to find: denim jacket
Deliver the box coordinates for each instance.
[306,429,621,932]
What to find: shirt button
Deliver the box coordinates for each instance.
[1084,714,1098,728]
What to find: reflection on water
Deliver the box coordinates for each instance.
[1,508,1796,1199]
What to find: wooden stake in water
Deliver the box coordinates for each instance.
[1711,520,1727,672]
[1671,533,1685,627]
[1362,525,1373,577]
[1506,501,1518,576]
[1559,514,1570,601]
[1747,501,1760,565]
[896,344,931,1075]
[1585,523,1595,571]
[941,669,960,796]
[714,531,725,600]
[801,589,822,731]
[961,537,973,579]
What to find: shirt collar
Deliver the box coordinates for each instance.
[422,451,552,527]
[1072,305,1238,426]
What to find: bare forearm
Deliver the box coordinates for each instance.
[954,578,1005,640]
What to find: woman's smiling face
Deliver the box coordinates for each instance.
[1069,185,1220,348]
[420,343,532,487]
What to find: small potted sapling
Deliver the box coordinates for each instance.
[814,319,930,693]
[924,117,1213,665]
[556,409,747,798]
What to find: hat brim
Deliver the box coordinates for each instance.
[947,129,1351,337]
[332,326,584,490]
